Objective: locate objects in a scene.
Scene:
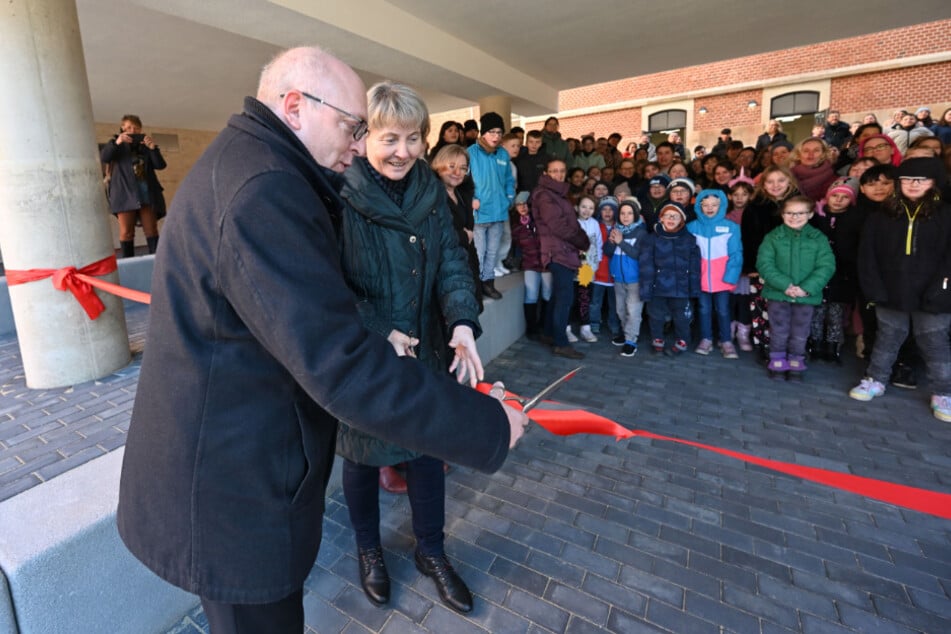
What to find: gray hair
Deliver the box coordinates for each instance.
[256,47,330,109]
[367,81,430,139]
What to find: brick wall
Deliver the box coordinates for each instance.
[830,62,951,113]
[559,19,951,112]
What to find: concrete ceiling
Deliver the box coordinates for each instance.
[76,0,951,132]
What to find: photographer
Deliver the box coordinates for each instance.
[101,114,166,257]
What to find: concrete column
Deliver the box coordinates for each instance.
[477,95,513,131]
[0,0,130,388]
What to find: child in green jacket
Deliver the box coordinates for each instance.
[756,196,836,380]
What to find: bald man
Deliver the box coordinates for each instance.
[117,47,527,632]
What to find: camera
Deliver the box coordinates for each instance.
[130,133,146,144]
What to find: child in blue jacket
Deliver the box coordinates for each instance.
[604,197,648,357]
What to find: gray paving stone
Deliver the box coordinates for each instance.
[503,587,570,633]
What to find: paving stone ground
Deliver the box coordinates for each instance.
[2,304,950,633]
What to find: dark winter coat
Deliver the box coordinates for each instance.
[812,206,866,303]
[858,200,951,313]
[755,131,788,153]
[511,211,544,272]
[100,135,167,217]
[335,158,481,466]
[823,120,852,149]
[116,98,509,604]
[531,175,590,270]
[741,195,785,274]
[638,223,701,301]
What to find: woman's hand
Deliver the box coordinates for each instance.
[487,382,529,448]
[386,329,418,357]
[448,324,483,387]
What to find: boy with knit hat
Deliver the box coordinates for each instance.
[605,197,648,356]
[468,112,516,300]
[667,178,697,222]
[638,202,701,355]
[636,173,671,232]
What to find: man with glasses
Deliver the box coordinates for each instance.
[467,111,515,299]
[117,46,527,633]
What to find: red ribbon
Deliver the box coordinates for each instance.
[5,254,151,320]
[479,383,951,520]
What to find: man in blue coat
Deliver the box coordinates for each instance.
[116,47,527,633]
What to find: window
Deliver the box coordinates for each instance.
[770,91,819,118]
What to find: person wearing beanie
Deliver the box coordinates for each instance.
[915,107,935,130]
[667,178,697,222]
[510,190,549,341]
[726,170,756,351]
[589,196,622,338]
[687,189,743,358]
[467,112,515,300]
[858,134,902,167]
[850,156,951,422]
[605,197,648,356]
[807,177,863,363]
[638,201,701,356]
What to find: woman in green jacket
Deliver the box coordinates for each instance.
[336,82,482,613]
[756,195,835,379]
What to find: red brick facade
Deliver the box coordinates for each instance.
[529,20,951,150]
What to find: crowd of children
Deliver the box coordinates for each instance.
[435,106,951,423]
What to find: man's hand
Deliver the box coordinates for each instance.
[116,132,132,145]
[448,324,483,387]
[487,381,528,448]
[386,329,418,358]
[143,134,157,150]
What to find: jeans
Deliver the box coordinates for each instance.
[866,306,951,395]
[767,300,814,357]
[342,455,446,556]
[590,283,619,333]
[647,297,691,343]
[473,221,504,281]
[523,270,553,303]
[545,262,577,346]
[495,219,512,272]
[698,291,732,342]
[613,282,643,343]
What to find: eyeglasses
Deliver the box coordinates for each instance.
[898,177,933,185]
[864,143,891,152]
[281,91,368,141]
[446,163,469,174]
[484,129,503,136]
[782,211,810,217]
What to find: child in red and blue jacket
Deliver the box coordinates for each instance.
[687,189,744,358]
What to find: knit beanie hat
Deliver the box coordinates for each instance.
[648,174,672,188]
[667,177,696,194]
[825,177,858,204]
[480,112,505,134]
[659,201,687,223]
[895,157,945,182]
[728,167,755,190]
[597,195,620,214]
[514,191,530,204]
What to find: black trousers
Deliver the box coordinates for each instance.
[200,588,303,633]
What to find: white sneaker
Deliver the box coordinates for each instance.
[494,266,510,277]
[932,395,951,422]
[580,325,598,343]
[566,326,579,343]
[849,377,885,401]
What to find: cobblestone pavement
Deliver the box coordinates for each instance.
[2,306,950,632]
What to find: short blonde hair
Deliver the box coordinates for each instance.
[430,144,468,174]
[367,81,430,139]
[789,137,831,166]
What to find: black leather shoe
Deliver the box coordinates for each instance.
[414,551,473,613]
[358,547,390,606]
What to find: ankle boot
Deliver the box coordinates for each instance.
[523,303,539,340]
[736,324,753,352]
[120,240,135,258]
[146,235,159,254]
[481,280,502,300]
[767,352,789,378]
[787,354,807,373]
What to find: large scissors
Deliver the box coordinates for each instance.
[490,366,583,413]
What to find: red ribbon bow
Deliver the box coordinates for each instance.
[5,254,150,319]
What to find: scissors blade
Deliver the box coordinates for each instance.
[521,366,583,413]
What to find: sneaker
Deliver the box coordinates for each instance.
[612,334,626,346]
[552,345,584,360]
[720,341,739,359]
[694,338,713,355]
[566,326,579,343]
[666,339,687,356]
[933,395,951,422]
[651,338,665,354]
[493,266,510,277]
[620,342,637,357]
[890,363,917,389]
[849,377,885,401]
[580,325,598,343]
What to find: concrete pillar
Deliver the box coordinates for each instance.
[477,95,513,131]
[0,0,130,388]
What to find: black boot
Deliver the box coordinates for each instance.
[358,547,390,605]
[481,280,502,300]
[415,551,473,613]
[146,235,159,254]
[523,303,539,340]
[120,240,135,258]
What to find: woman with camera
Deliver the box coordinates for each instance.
[101,114,167,257]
